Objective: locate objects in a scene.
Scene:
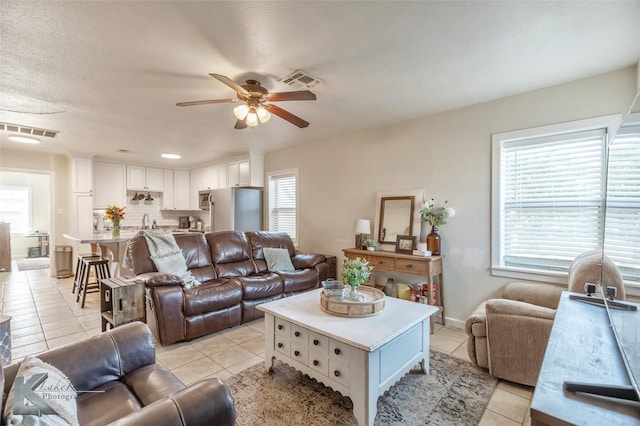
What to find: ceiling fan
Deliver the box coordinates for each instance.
[176,73,316,129]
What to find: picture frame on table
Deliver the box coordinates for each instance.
[395,235,416,255]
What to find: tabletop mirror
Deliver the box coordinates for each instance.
[377,196,415,246]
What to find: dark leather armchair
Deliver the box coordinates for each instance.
[1,322,235,426]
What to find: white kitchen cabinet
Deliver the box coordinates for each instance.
[238,159,250,186]
[190,168,203,210]
[221,151,264,187]
[72,158,93,193]
[161,169,191,210]
[202,165,218,190]
[127,166,164,191]
[217,164,228,188]
[227,161,239,187]
[174,170,191,210]
[93,162,126,208]
[162,169,174,210]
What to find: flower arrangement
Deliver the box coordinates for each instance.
[419,198,455,227]
[104,205,126,223]
[341,257,373,291]
[105,205,125,236]
[364,239,380,250]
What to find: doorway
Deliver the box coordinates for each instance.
[0,170,52,271]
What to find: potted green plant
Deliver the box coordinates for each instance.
[364,239,379,251]
[341,257,373,301]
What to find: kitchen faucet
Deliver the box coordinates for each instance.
[142,213,149,229]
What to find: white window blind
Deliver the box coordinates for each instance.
[604,125,640,281]
[501,128,607,271]
[268,171,298,244]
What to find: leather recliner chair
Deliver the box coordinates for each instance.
[1,322,236,426]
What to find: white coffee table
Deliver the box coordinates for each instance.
[257,288,438,426]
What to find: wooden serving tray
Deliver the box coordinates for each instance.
[320,286,386,318]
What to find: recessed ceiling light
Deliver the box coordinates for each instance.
[8,135,40,144]
[161,153,181,159]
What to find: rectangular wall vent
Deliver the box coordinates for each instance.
[0,122,58,138]
[279,69,321,89]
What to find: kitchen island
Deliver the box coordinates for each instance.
[63,231,140,277]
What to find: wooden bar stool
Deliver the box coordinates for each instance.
[72,253,102,295]
[76,257,110,308]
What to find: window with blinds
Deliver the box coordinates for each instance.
[492,114,639,283]
[268,170,298,244]
[604,124,640,282]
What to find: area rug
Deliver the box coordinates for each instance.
[15,257,50,271]
[227,350,497,425]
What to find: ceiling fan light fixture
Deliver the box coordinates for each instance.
[233,104,250,120]
[256,106,271,123]
[245,110,259,127]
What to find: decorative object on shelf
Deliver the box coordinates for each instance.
[395,235,416,255]
[419,198,455,256]
[354,219,371,249]
[364,239,379,251]
[427,227,441,255]
[384,278,397,298]
[105,205,126,237]
[341,257,373,301]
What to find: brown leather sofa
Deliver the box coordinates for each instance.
[1,322,235,426]
[127,231,328,345]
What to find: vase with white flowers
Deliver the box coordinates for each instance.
[419,198,455,255]
[341,257,373,301]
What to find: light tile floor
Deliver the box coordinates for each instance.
[1,267,532,425]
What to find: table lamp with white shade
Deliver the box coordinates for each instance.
[354,219,371,249]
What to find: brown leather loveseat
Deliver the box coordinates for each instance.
[126,231,328,345]
[1,322,235,426]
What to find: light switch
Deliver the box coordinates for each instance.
[57,208,64,214]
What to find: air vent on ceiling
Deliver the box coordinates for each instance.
[279,69,321,89]
[0,122,58,138]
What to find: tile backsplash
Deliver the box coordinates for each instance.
[95,191,208,229]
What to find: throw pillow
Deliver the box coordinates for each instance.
[4,356,79,426]
[263,247,295,272]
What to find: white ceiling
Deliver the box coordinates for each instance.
[1,1,639,168]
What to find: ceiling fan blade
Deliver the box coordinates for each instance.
[209,73,250,96]
[234,119,248,130]
[264,104,310,128]
[176,99,236,107]
[267,91,317,102]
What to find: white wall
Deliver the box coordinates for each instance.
[265,66,639,326]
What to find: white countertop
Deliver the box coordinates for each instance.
[63,231,141,244]
[257,288,438,351]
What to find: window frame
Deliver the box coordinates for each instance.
[0,185,32,234]
[491,114,622,284]
[266,168,299,246]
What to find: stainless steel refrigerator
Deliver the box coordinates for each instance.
[209,187,263,232]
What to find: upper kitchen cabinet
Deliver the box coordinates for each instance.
[222,151,264,187]
[162,169,191,210]
[202,165,219,190]
[93,162,126,209]
[127,166,164,191]
[190,168,203,210]
[71,157,93,193]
